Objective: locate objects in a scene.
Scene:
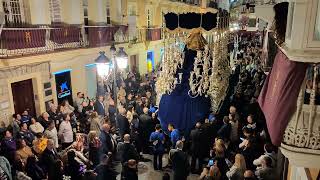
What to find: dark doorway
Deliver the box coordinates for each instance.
[11,79,36,117]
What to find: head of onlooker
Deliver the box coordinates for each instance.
[102,123,110,133]
[209,165,221,180]
[234,153,247,173]
[63,114,70,122]
[168,123,175,132]
[244,170,256,180]
[123,134,130,143]
[176,140,183,150]
[155,124,161,132]
[143,107,149,115]
[98,96,104,103]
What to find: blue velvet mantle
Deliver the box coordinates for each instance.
[158,48,211,132]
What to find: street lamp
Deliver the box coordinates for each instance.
[95,44,128,116]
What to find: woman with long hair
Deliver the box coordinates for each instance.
[88,131,101,167]
[226,154,247,180]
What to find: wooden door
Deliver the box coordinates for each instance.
[11,79,36,116]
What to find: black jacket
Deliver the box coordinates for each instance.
[99,131,116,154]
[170,149,190,178]
[41,148,59,179]
[190,128,205,157]
[95,164,118,180]
[117,115,130,137]
[94,101,105,116]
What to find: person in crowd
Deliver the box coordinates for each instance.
[99,123,116,157]
[12,114,21,138]
[244,114,257,134]
[58,114,74,149]
[121,159,138,180]
[17,123,34,146]
[32,133,48,155]
[190,122,205,174]
[60,100,75,115]
[135,98,144,115]
[44,120,59,149]
[254,156,275,180]
[117,107,130,140]
[240,134,257,170]
[226,153,247,180]
[94,96,106,116]
[25,156,46,180]
[21,110,32,125]
[139,107,153,153]
[244,170,256,180]
[88,131,101,167]
[217,116,231,142]
[117,134,139,164]
[199,165,221,180]
[168,123,181,149]
[75,92,85,113]
[150,124,165,170]
[47,103,61,128]
[65,150,85,180]
[41,139,59,179]
[1,130,16,163]
[29,117,44,135]
[126,105,135,123]
[51,160,65,180]
[253,143,277,169]
[15,158,32,180]
[213,144,229,179]
[16,139,33,164]
[170,140,190,180]
[38,112,52,130]
[229,112,239,148]
[89,112,102,137]
[94,154,118,180]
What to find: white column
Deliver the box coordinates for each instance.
[61,0,83,24]
[28,0,51,25]
[87,0,106,24]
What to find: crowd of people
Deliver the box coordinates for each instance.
[0,32,280,180]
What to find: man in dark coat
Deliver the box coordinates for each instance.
[217,116,231,142]
[94,154,118,180]
[139,107,153,153]
[170,140,190,180]
[94,96,105,116]
[117,134,139,164]
[117,108,130,140]
[99,124,116,156]
[189,122,205,174]
[40,139,59,180]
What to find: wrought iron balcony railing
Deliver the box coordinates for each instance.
[0,25,163,58]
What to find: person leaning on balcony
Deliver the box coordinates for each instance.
[254,156,276,180]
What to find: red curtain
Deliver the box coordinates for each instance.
[258,50,308,146]
[50,27,81,44]
[3,29,46,50]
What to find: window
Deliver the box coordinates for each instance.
[106,0,111,24]
[49,0,62,23]
[83,0,88,26]
[3,0,24,26]
[147,8,153,28]
[128,4,137,16]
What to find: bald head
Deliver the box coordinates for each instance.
[196,122,201,128]
[124,134,130,142]
[176,140,183,150]
[244,170,254,178]
[143,107,149,114]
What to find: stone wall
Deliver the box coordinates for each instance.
[0,62,52,127]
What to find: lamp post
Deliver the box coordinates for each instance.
[95,44,128,116]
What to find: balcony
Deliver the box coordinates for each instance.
[169,0,201,6]
[281,64,320,168]
[0,25,163,58]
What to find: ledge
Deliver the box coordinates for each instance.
[279,45,320,63]
[280,143,320,168]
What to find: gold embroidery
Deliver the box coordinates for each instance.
[64,29,68,37]
[270,70,280,100]
[25,32,31,43]
[98,31,102,39]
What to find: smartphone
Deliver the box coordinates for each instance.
[208,160,214,166]
[240,137,245,141]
